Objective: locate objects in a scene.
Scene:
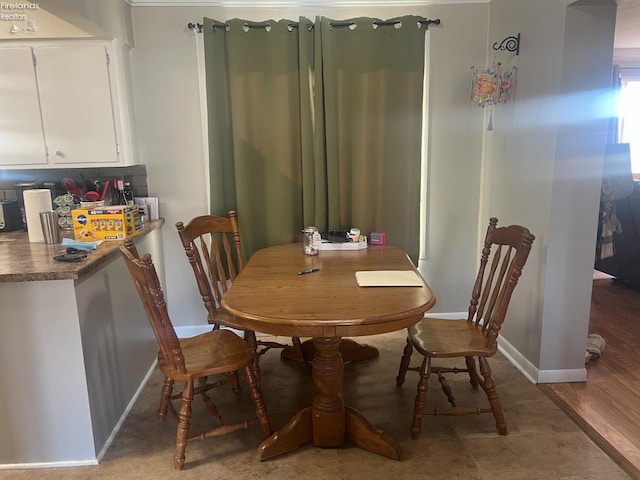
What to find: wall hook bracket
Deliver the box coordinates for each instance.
[493,33,520,56]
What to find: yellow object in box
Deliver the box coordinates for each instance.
[72,204,141,241]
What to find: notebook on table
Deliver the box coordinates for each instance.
[355,270,424,287]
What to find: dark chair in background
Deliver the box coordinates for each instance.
[396,217,534,439]
[594,143,640,283]
[120,238,271,470]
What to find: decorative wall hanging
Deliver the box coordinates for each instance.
[471,64,499,107]
[470,33,520,130]
[470,63,516,130]
[497,66,516,104]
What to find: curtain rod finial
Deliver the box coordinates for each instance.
[187,22,203,33]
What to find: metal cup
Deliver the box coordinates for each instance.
[39,211,61,244]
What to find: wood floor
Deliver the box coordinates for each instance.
[540,276,640,480]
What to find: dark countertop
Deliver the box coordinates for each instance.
[0,219,164,283]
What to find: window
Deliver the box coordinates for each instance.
[617,68,640,178]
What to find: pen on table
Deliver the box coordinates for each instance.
[298,268,319,275]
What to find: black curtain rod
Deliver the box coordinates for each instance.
[330,18,440,28]
[187,18,440,33]
[420,18,441,27]
[201,20,311,32]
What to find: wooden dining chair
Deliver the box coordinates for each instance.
[120,238,272,470]
[175,212,301,371]
[396,217,534,439]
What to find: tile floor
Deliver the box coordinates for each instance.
[0,331,630,479]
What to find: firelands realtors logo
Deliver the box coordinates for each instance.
[0,2,39,21]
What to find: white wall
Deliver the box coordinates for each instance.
[417,4,488,312]
[129,4,490,328]
[541,1,616,379]
[485,0,617,380]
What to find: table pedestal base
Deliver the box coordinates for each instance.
[259,337,400,461]
[258,406,401,461]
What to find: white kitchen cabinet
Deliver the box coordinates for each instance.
[0,46,47,166]
[35,44,120,165]
[0,40,137,168]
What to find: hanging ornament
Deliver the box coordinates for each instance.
[471,65,499,107]
[471,63,517,130]
[496,66,516,104]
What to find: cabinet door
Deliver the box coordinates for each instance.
[0,47,47,166]
[34,45,120,165]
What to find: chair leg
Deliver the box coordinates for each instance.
[291,336,305,360]
[174,381,194,470]
[225,372,242,395]
[478,357,507,435]
[465,356,480,389]
[435,369,456,407]
[244,330,261,387]
[411,356,431,439]
[198,378,223,426]
[157,376,174,421]
[396,336,414,387]
[243,365,272,438]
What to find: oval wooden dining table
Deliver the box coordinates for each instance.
[221,242,435,461]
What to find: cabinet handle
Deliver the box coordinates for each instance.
[55,150,65,158]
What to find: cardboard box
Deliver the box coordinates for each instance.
[72,204,141,241]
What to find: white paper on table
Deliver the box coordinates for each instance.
[355,270,424,287]
[320,240,367,251]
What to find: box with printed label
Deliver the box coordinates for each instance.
[71,205,141,241]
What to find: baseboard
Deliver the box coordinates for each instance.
[536,368,587,383]
[497,336,540,384]
[498,336,587,384]
[0,460,98,470]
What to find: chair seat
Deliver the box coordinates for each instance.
[159,329,254,382]
[408,317,496,358]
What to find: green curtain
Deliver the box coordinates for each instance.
[204,16,426,263]
[204,18,307,260]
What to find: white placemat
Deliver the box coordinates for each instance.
[355,270,424,287]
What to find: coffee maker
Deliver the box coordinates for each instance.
[0,200,22,232]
